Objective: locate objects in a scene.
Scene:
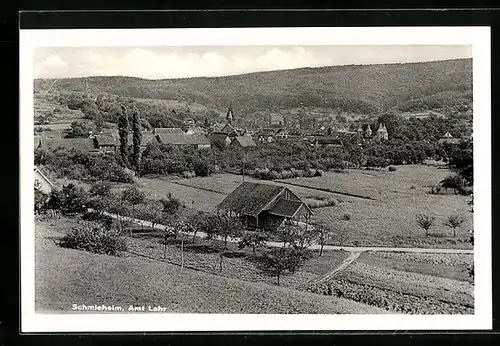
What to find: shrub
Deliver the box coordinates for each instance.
[342,213,352,220]
[81,211,113,230]
[388,166,397,172]
[160,194,182,215]
[59,221,127,256]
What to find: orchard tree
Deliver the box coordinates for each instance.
[121,186,145,211]
[315,225,334,256]
[205,213,243,250]
[238,230,270,254]
[416,213,436,237]
[444,214,465,238]
[259,247,310,286]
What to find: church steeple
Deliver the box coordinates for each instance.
[226,104,235,125]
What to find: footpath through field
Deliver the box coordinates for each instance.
[98,210,473,255]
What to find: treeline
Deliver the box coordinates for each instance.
[34,58,472,115]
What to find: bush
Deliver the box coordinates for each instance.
[342,213,352,220]
[59,221,127,256]
[388,166,397,172]
[81,211,114,230]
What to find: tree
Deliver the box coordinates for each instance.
[206,213,243,250]
[315,226,334,256]
[415,213,436,237]
[259,247,309,286]
[121,186,145,211]
[118,105,130,167]
[89,181,112,198]
[444,214,465,237]
[185,211,207,243]
[238,230,269,254]
[131,107,142,171]
[440,174,466,195]
[66,120,94,138]
[160,193,182,215]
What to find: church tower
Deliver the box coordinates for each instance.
[365,124,372,137]
[226,104,235,125]
[377,123,388,141]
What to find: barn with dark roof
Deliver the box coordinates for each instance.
[216,181,313,232]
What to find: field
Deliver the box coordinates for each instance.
[35,215,473,314]
[35,217,388,314]
[131,164,473,249]
[307,251,474,314]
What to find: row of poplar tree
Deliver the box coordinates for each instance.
[118,104,142,173]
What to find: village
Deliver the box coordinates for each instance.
[33,56,475,315]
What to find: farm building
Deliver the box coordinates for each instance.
[34,136,41,149]
[231,135,257,148]
[216,182,313,232]
[156,132,211,149]
[93,134,118,152]
[185,126,206,135]
[439,132,461,144]
[314,137,344,148]
[40,130,65,140]
[208,132,232,148]
[39,138,98,152]
[254,128,288,143]
[270,114,285,127]
[127,131,159,150]
[153,127,185,135]
[34,166,55,194]
[218,123,246,138]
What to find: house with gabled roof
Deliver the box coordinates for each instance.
[40,138,98,152]
[216,182,313,232]
[34,165,56,194]
[34,136,42,149]
[439,132,460,144]
[126,131,159,150]
[231,135,257,148]
[93,134,118,152]
[40,130,65,140]
[153,127,184,135]
[314,137,344,148]
[208,132,232,148]
[156,132,211,149]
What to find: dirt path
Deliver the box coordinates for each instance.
[96,210,473,255]
[303,251,361,288]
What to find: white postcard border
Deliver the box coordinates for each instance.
[20,26,491,332]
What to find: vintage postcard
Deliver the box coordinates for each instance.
[20,27,491,332]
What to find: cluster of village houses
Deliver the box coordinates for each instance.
[33,106,472,233]
[33,106,399,154]
[34,105,472,156]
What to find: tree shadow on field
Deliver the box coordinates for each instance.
[181,243,220,254]
[222,251,247,259]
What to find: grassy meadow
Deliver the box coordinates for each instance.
[129,164,473,249]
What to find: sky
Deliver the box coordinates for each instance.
[34,45,472,80]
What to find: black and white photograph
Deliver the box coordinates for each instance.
[20,27,491,332]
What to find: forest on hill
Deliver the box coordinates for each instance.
[34,58,473,120]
